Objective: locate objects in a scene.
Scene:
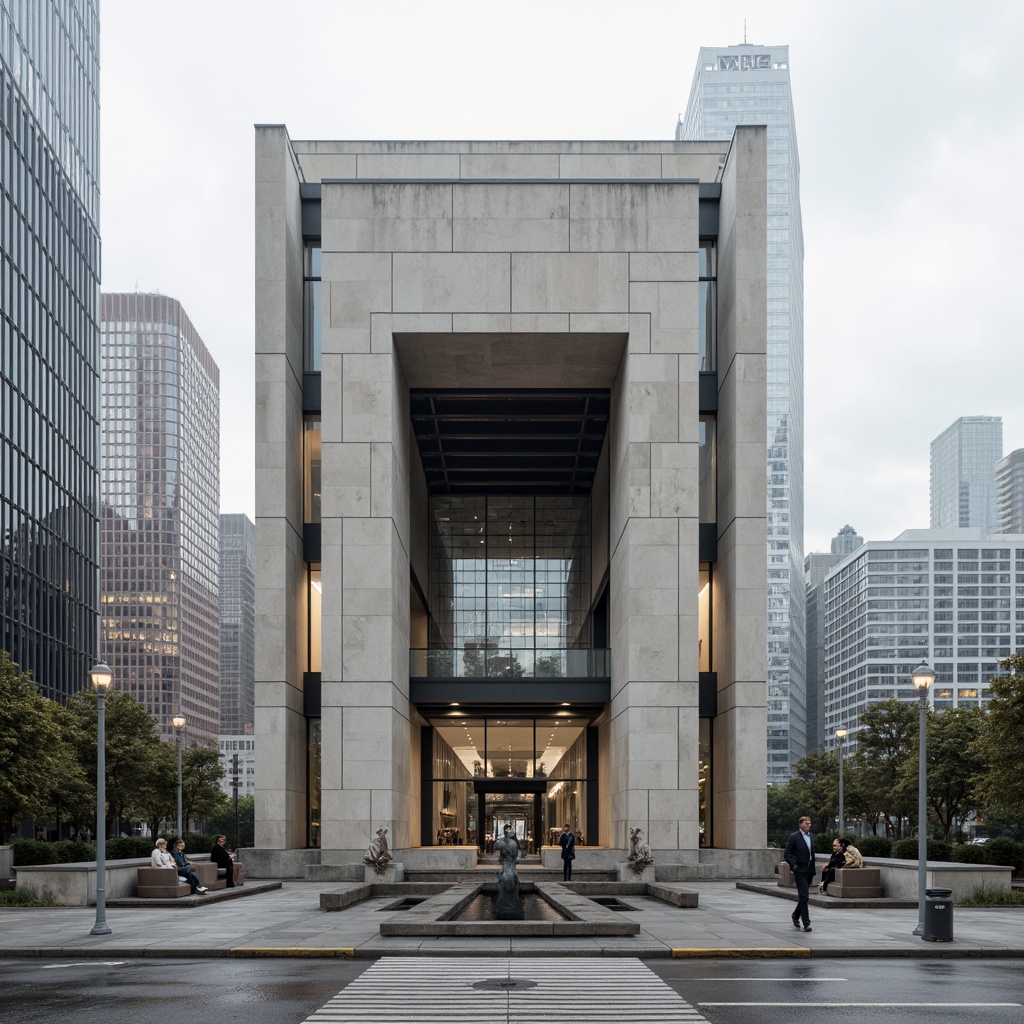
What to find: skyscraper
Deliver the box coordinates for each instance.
[100,293,221,741]
[0,2,101,702]
[804,526,863,751]
[996,448,1024,534]
[678,43,805,782]
[219,513,255,735]
[930,416,1003,531]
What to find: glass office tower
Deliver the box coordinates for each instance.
[930,416,1003,532]
[100,293,222,741]
[219,513,256,735]
[678,43,806,782]
[0,1,101,701]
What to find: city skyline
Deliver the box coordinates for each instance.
[98,1,1024,555]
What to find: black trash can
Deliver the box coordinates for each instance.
[923,887,954,942]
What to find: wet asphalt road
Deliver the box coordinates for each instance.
[0,956,1022,1024]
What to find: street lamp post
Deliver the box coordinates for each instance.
[172,713,186,837]
[911,661,935,936]
[90,661,113,936]
[835,727,847,835]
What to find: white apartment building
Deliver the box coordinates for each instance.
[822,528,1024,749]
[218,735,256,798]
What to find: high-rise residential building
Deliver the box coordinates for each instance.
[251,129,772,877]
[100,293,221,741]
[218,735,256,798]
[822,528,1022,751]
[995,449,1024,534]
[804,525,863,751]
[930,416,1003,531]
[0,2,101,702]
[678,43,805,783]
[219,513,256,735]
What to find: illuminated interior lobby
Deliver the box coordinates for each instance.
[253,128,769,877]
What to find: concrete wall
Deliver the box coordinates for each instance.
[711,126,768,849]
[255,135,766,858]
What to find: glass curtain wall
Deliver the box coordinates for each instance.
[427,496,590,675]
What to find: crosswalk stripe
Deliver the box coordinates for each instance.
[300,957,710,1023]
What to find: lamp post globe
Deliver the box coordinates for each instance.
[910,661,935,936]
[89,661,113,936]
[172,713,186,838]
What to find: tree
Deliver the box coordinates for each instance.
[205,794,255,849]
[65,688,163,836]
[979,653,1024,816]
[787,748,839,833]
[134,740,179,838]
[766,781,802,846]
[853,699,918,838]
[0,652,62,841]
[181,743,226,830]
[38,702,93,839]
[916,705,987,841]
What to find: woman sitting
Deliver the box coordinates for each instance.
[818,839,845,894]
[842,838,864,868]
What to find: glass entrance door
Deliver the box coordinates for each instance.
[480,791,541,855]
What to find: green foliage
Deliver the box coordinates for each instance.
[204,795,255,849]
[893,837,952,861]
[181,744,226,827]
[956,886,1024,907]
[12,838,96,865]
[978,654,1024,816]
[0,652,64,842]
[951,843,988,864]
[0,887,55,907]
[857,835,894,858]
[65,688,163,835]
[979,808,1024,842]
[854,700,918,838]
[787,748,839,834]
[105,836,155,859]
[983,837,1024,875]
[766,782,802,847]
[917,706,987,842]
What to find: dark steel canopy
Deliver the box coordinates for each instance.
[410,388,610,496]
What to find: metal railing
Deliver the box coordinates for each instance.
[410,648,610,680]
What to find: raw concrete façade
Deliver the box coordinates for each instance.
[254,128,767,876]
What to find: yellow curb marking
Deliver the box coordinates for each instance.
[229,947,355,958]
[671,947,810,958]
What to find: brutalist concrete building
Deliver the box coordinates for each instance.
[253,128,768,876]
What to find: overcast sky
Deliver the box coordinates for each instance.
[99,0,1024,555]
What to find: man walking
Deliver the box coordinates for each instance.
[783,815,816,931]
[558,822,576,881]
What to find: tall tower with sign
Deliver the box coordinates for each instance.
[678,43,806,783]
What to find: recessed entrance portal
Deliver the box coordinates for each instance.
[424,716,593,849]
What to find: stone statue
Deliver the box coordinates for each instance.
[627,826,654,875]
[493,825,523,919]
[363,826,392,874]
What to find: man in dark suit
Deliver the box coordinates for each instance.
[783,815,816,931]
[558,823,576,881]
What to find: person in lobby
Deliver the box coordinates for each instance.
[171,839,207,894]
[559,822,576,881]
[210,835,237,887]
[783,815,815,930]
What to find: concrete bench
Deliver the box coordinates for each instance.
[136,868,190,898]
[830,866,882,898]
[777,861,796,888]
[215,862,245,886]
[136,861,226,897]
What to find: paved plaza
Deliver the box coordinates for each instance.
[0,880,1021,959]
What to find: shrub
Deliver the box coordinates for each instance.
[11,839,57,866]
[957,885,1024,908]
[983,838,1024,875]
[857,836,894,858]
[0,886,55,907]
[105,837,154,860]
[892,838,952,861]
[51,840,96,863]
[814,832,839,854]
[951,843,988,864]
